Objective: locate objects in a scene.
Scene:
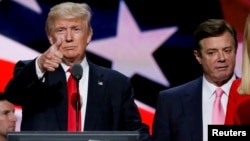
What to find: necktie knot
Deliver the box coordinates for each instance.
[215,88,223,97]
[67,68,72,73]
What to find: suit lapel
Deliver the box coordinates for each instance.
[181,77,203,141]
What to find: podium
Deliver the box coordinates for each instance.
[7,131,139,141]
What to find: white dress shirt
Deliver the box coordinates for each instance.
[202,74,236,141]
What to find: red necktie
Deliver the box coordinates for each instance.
[67,68,81,131]
[212,88,225,124]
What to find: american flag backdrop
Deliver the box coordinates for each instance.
[0,0,248,133]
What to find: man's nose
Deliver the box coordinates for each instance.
[11,113,17,121]
[65,30,73,41]
[218,51,226,61]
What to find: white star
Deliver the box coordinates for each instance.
[13,0,42,14]
[87,1,178,86]
[0,34,39,63]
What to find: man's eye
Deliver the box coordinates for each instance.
[207,52,215,55]
[74,28,81,32]
[57,29,63,32]
[224,49,232,53]
[56,29,65,33]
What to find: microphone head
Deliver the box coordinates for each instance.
[71,63,83,81]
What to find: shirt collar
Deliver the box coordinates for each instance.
[202,74,236,98]
[61,56,89,72]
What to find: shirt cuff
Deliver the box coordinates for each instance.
[35,56,45,80]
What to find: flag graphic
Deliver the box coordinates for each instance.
[0,0,248,133]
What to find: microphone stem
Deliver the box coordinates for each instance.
[76,80,80,131]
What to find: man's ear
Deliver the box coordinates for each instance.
[87,28,93,44]
[48,36,54,45]
[194,50,202,64]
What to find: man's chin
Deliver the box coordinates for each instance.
[215,74,232,82]
[8,127,16,131]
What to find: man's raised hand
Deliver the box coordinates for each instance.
[38,38,63,72]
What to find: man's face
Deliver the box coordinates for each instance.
[49,18,92,64]
[194,31,236,86]
[0,100,16,137]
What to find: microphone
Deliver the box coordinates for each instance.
[71,63,83,81]
[71,63,83,131]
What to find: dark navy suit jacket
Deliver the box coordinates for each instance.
[152,77,203,141]
[4,58,151,141]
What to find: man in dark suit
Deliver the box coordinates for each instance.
[4,2,151,141]
[152,19,238,141]
[0,93,16,141]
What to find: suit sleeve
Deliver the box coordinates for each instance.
[4,59,44,105]
[152,91,170,141]
[120,79,152,141]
